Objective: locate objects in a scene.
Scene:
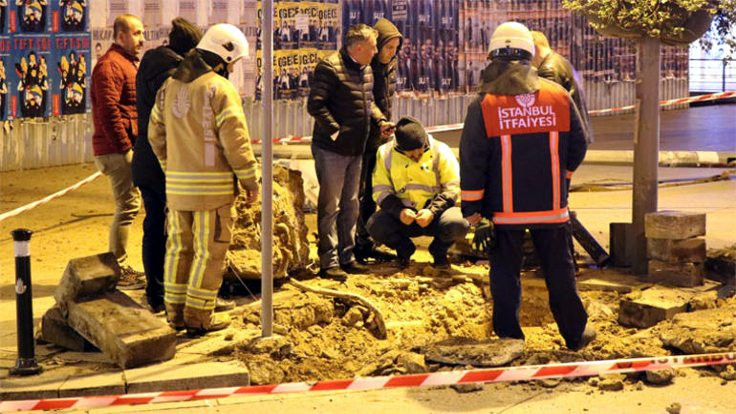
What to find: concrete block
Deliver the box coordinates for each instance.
[644,211,706,240]
[618,287,691,328]
[66,291,176,369]
[648,260,704,287]
[59,371,125,397]
[40,307,94,352]
[54,253,120,307]
[125,361,249,393]
[647,237,706,263]
[609,222,633,267]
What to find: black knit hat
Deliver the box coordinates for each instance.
[169,18,203,56]
[394,117,428,151]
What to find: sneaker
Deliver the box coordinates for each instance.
[340,261,369,274]
[568,325,597,351]
[186,313,231,337]
[214,297,236,312]
[319,266,348,281]
[118,265,146,290]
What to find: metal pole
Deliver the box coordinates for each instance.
[631,37,661,275]
[261,0,274,338]
[723,59,727,92]
[10,228,42,376]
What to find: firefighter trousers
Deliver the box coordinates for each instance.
[489,225,588,348]
[164,205,232,329]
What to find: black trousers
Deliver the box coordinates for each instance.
[490,225,588,349]
[356,145,379,250]
[139,184,166,306]
[367,207,469,260]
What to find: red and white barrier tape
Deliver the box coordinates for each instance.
[587,90,736,116]
[253,91,735,145]
[0,171,102,224]
[2,351,733,412]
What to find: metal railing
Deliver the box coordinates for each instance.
[689,58,736,93]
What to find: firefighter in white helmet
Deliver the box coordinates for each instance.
[460,22,595,350]
[149,23,259,336]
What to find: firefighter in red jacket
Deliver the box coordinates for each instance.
[459,22,595,350]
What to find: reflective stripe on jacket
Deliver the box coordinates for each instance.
[373,135,460,218]
[148,71,258,211]
[459,78,587,229]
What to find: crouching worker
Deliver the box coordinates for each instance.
[367,117,469,268]
[149,24,259,336]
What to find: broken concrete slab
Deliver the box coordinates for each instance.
[66,291,176,369]
[577,267,651,293]
[648,238,706,263]
[54,253,120,307]
[124,361,249,393]
[659,307,736,354]
[58,370,125,397]
[644,211,705,240]
[421,337,524,367]
[618,287,692,328]
[648,260,704,287]
[40,307,94,352]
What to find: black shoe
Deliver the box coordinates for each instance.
[319,266,348,281]
[340,261,369,274]
[432,253,450,269]
[568,325,597,351]
[144,297,165,314]
[394,257,411,269]
[355,246,397,264]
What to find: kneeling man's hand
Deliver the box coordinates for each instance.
[399,208,417,225]
[415,209,434,228]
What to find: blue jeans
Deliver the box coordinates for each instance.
[311,144,362,269]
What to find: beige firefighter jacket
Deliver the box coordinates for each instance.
[149,65,258,211]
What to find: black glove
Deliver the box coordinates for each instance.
[472,218,495,255]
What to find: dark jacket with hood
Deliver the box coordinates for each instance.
[537,51,593,143]
[460,60,588,229]
[307,47,382,157]
[368,18,403,151]
[132,46,183,190]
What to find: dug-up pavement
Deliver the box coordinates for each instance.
[0,164,735,413]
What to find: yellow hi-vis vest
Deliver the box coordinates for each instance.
[372,135,460,210]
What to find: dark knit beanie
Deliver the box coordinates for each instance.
[394,117,428,151]
[169,17,203,56]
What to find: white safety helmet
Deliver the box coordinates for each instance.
[488,22,535,60]
[197,23,249,64]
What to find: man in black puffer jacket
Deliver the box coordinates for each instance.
[132,18,201,312]
[307,24,392,281]
[355,18,402,264]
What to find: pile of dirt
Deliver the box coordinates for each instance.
[227,166,310,280]
[226,262,736,385]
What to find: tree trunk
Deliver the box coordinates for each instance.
[631,37,661,275]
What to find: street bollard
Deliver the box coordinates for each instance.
[10,228,42,376]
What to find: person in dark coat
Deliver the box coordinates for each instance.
[132,18,202,313]
[461,22,595,351]
[307,24,391,281]
[354,17,402,264]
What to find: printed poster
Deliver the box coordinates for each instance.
[0,35,10,120]
[52,32,90,115]
[53,0,87,33]
[10,34,52,118]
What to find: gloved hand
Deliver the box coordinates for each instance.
[472,218,495,255]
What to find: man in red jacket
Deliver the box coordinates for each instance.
[91,14,145,283]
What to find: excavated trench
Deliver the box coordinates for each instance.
[220,167,736,387]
